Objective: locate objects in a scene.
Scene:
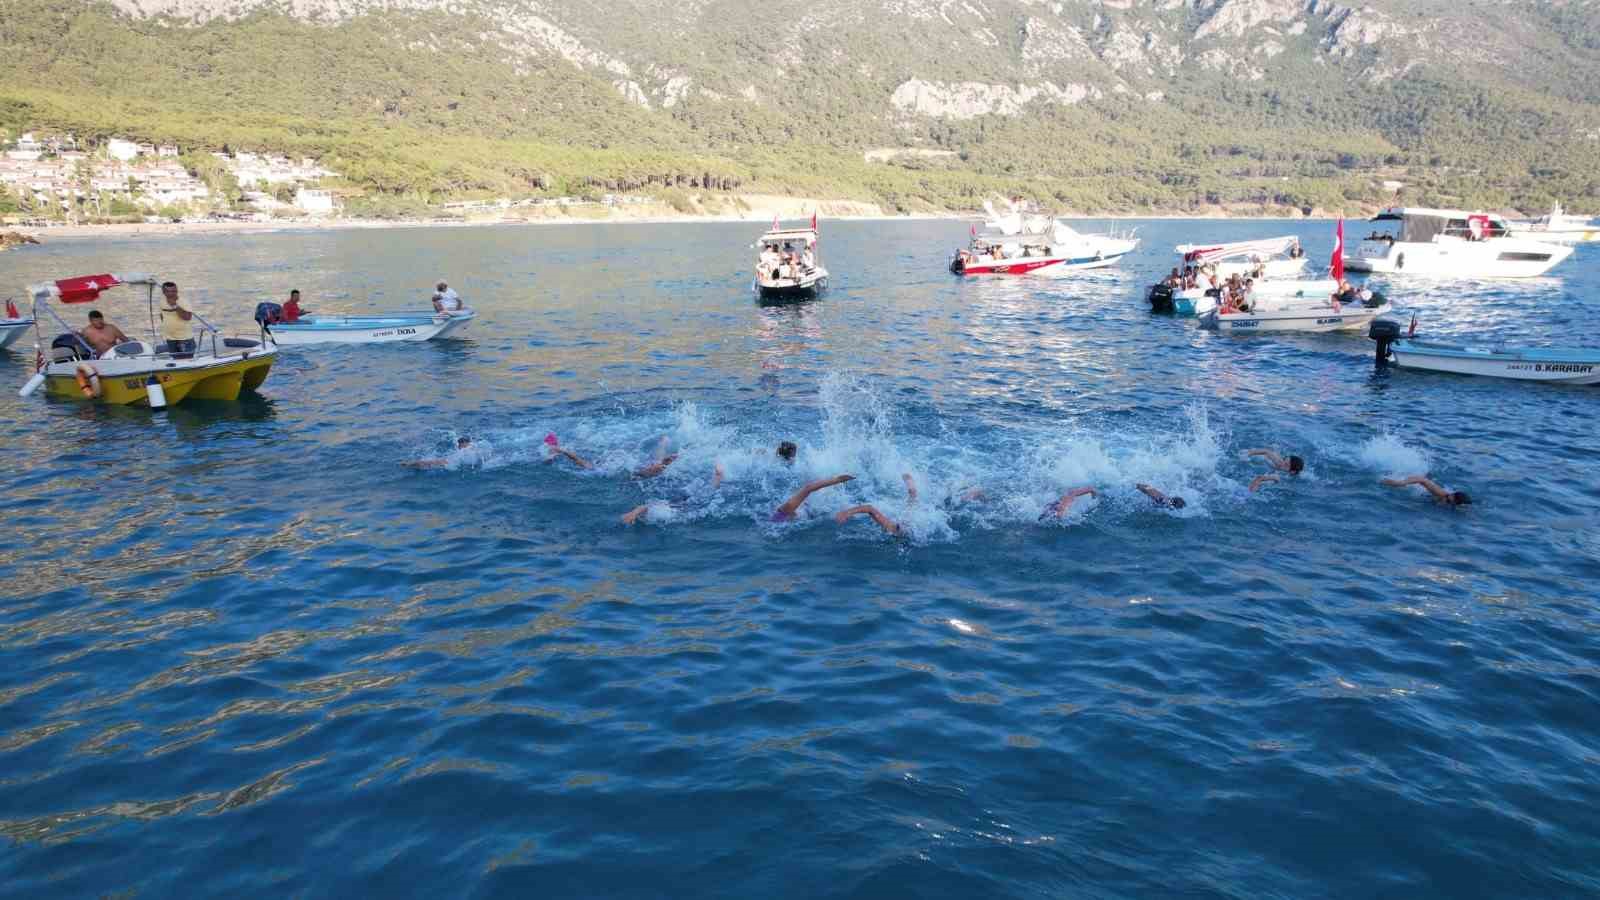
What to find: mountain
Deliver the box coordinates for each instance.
[3,0,1599,215]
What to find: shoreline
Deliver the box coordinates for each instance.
[19,209,1340,241]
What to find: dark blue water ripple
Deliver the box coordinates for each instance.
[1,221,1598,897]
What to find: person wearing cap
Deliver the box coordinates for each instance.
[432,281,462,315]
[79,310,129,357]
[158,281,195,356]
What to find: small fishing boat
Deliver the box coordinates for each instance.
[257,304,476,345]
[1201,291,1392,334]
[1150,236,1309,314]
[754,216,828,300]
[1164,278,1341,317]
[17,273,276,407]
[0,314,33,350]
[950,200,1137,276]
[1369,319,1600,384]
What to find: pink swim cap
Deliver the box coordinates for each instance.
[544,432,558,447]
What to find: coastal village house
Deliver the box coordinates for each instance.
[1,131,337,216]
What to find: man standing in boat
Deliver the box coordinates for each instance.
[159,281,195,356]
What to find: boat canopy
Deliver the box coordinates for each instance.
[759,229,817,245]
[28,272,157,304]
[1371,208,1507,242]
[1175,236,1298,264]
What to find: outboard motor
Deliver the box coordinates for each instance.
[254,302,283,328]
[1148,283,1175,314]
[1369,318,1402,367]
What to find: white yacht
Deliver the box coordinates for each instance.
[1505,204,1600,245]
[1344,207,1573,278]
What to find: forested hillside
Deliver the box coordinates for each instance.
[2,0,1598,215]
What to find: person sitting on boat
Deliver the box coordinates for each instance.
[1246,448,1304,476]
[801,246,815,271]
[281,289,305,323]
[158,281,195,357]
[760,244,781,278]
[1381,475,1471,508]
[1163,268,1182,288]
[1136,483,1187,510]
[1289,242,1304,259]
[79,309,130,357]
[432,281,462,315]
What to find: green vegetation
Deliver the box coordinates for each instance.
[1,0,1597,216]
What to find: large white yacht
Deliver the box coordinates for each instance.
[1344,207,1573,278]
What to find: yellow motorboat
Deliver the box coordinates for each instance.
[17,272,277,407]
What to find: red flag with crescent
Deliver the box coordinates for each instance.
[1330,219,1345,283]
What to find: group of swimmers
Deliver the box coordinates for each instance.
[406,432,1471,536]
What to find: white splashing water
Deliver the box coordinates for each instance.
[1358,432,1431,478]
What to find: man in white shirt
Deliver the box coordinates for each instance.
[432,281,462,314]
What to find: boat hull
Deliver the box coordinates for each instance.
[1390,342,1600,384]
[1173,279,1338,317]
[1205,302,1392,334]
[756,270,828,299]
[0,319,32,350]
[267,311,475,345]
[954,248,1132,276]
[42,348,276,405]
[1344,237,1573,278]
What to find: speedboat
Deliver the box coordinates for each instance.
[754,220,828,299]
[1171,279,1340,318]
[257,303,476,345]
[951,200,1137,276]
[1202,290,1392,334]
[1344,207,1573,278]
[17,273,276,407]
[1369,319,1600,384]
[1504,204,1600,245]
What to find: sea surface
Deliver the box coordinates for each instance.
[1,219,1597,898]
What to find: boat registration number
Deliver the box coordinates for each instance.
[374,328,418,337]
[1230,321,1259,329]
[1316,317,1344,325]
[1508,362,1594,374]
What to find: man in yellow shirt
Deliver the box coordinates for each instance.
[159,281,195,356]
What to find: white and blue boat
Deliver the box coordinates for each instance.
[255,305,475,345]
[0,315,34,350]
[1370,320,1600,384]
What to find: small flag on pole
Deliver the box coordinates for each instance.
[810,211,817,232]
[772,213,780,232]
[1408,313,1418,337]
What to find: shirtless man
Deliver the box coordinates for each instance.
[1246,448,1304,476]
[1136,483,1187,510]
[79,310,129,357]
[1381,475,1471,508]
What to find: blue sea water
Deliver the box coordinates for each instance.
[1,219,1597,898]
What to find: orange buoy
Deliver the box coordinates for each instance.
[74,364,101,398]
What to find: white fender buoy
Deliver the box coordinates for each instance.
[145,375,167,409]
[74,363,101,398]
[19,372,45,397]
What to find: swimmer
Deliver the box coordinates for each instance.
[1136,483,1187,510]
[1381,475,1471,508]
[771,473,853,522]
[1248,474,1278,493]
[405,437,481,470]
[541,432,593,469]
[622,463,724,525]
[775,441,798,463]
[834,472,919,536]
[943,485,989,507]
[1246,448,1304,475]
[633,436,678,479]
[1042,486,1097,520]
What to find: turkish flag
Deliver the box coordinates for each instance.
[5,298,18,319]
[810,211,817,232]
[56,274,121,304]
[1330,220,1344,283]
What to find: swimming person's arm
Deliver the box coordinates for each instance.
[621,505,650,525]
[903,473,918,504]
[634,454,678,478]
[1049,486,1097,519]
[1382,474,1448,500]
[557,448,593,469]
[773,474,854,520]
[1249,474,1279,493]
[1245,448,1286,470]
[1135,483,1167,504]
[834,504,903,536]
[710,463,724,491]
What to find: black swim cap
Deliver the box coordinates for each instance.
[1171,497,1187,510]
[1289,455,1304,474]
[1451,491,1471,506]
